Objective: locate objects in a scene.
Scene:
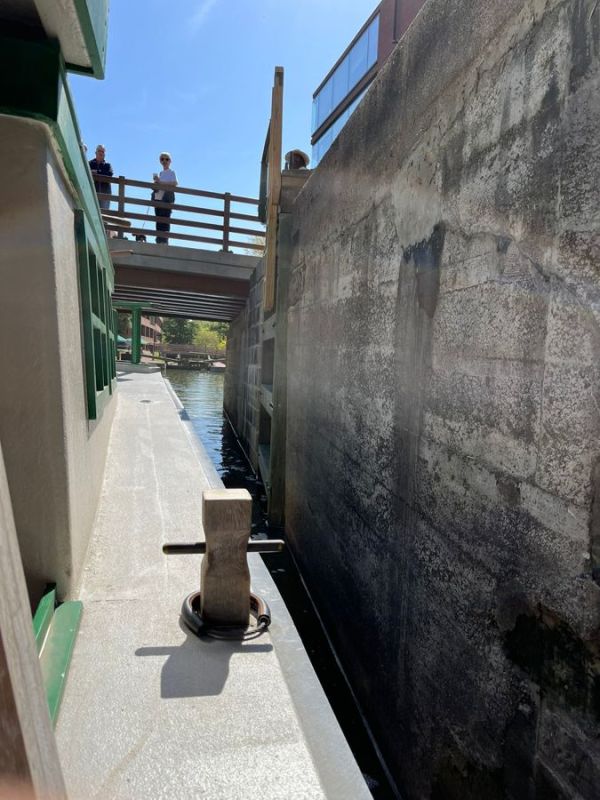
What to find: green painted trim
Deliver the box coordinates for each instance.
[56,75,113,284]
[65,63,94,77]
[76,206,117,420]
[33,593,83,726]
[92,315,108,336]
[131,307,142,365]
[1,37,115,421]
[114,302,149,366]
[94,385,113,418]
[71,0,109,80]
[32,588,57,654]
[76,211,98,420]
[39,601,83,726]
[0,35,113,285]
[0,36,61,119]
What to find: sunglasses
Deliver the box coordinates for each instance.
[160,157,170,162]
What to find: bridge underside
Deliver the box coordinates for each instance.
[110,241,259,321]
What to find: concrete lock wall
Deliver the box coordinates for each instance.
[282,0,600,797]
[224,259,265,468]
[0,117,115,605]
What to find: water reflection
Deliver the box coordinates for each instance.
[165,370,226,470]
[165,369,271,536]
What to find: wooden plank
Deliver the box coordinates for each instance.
[201,490,253,627]
[114,266,250,297]
[113,289,246,312]
[264,67,284,312]
[100,194,224,215]
[0,443,66,797]
[112,297,243,315]
[258,123,271,223]
[117,176,125,214]
[101,176,260,205]
[104,210,226,232]
[222,192,231,253]
[97,193,262,222]
[101,209,265,239]
[103,224,265,250]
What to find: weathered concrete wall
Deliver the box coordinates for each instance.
[0,117,115,605]
[224,260,264,467]
[284,0,600,797]
[224,306,249,437]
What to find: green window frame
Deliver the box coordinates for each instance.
[75,210,116,420]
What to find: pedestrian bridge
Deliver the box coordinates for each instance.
[100,175,264,321]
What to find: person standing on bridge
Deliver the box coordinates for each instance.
[89,144,113,210]
[153,152,177,244]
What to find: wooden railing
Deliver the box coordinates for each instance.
[96,176,265,252]
[154,343,223,357]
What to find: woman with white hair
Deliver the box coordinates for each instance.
[152,152,178,244]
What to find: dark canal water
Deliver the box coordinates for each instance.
[166,369,396,800]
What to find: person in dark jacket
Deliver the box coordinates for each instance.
[89,145,113,210]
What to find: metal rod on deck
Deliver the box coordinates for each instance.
[163,540,285,555]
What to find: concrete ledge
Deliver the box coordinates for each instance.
[56,371,370,799]
[109,240,259,277]
[116,362,162,374]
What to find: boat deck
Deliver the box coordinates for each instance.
[55,369,369,799]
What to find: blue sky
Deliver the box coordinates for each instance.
[70,0,377,200]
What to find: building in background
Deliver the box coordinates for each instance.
[141,315,163,354]
[311,0,427,165]
[119,313,163,355]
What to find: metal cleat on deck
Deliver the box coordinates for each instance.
[163,488,284,640]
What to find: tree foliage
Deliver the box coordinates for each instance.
[194,321,228,353]
[161,317,197,344]
[160,318,229,351]
[117,312,131,337]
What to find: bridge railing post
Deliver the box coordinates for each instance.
[222,192,231,253]
[117,176,126,239]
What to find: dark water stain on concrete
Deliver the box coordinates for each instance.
[590,457,600,587]
[431,753,504,800]
[497,235,512,255]
[403,223,446,318]
[496,476,522,507]
[504,605,600,721]
[570,0,600,92]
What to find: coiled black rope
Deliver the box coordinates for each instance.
[181,591,271,640]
